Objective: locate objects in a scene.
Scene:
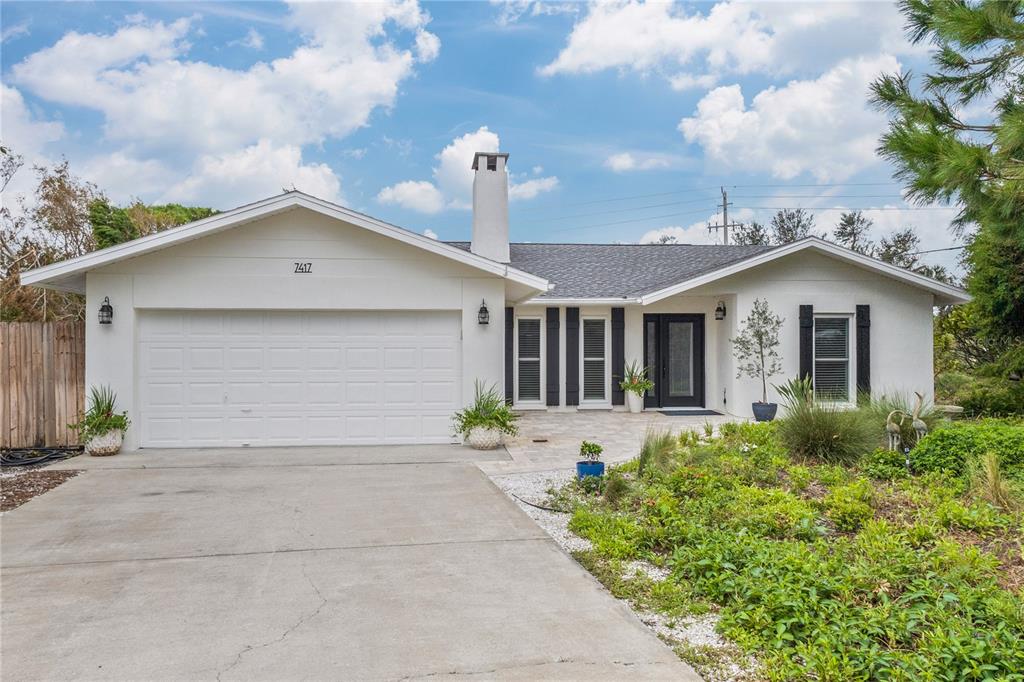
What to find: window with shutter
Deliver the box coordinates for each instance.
[813,317,851,401]
[517,318,541,402]
[582,318,606,401]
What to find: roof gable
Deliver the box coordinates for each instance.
[20,192,549,295]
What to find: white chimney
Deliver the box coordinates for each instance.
[471,151,510,263]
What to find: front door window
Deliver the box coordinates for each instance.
[666,320,694,399]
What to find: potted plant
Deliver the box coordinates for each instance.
[731,298,784,422]
[576,440,605,480]
[72,385,130,456]
[452,381,519,450]
[619,359,654,413]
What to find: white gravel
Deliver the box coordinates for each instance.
[490,469,592,553]
[487,466,761,682]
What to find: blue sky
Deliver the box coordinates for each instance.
[1,1,964,269]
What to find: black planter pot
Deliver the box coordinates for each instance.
[752,402,778,422]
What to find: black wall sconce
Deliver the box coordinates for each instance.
[477,300,490,325]
[98,296,113,325]
[714,301,726,320]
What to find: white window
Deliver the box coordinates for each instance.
[813,316,852,402]
[516,317,542,403]
[582,318,607,402]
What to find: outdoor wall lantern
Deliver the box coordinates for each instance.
[478,300,490,325]
[714,301,727,321]
[98,297,114,325]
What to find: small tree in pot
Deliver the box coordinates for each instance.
[619,359,654,413]
[576,440,604,480]
[452,381,519,450]
[72,385,130,456]
[731,298,784,421]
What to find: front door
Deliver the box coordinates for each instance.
[643,314,705,408]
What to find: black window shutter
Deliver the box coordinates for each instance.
[856,304,871,401]
[799,305,813,382]
[504,307,514,404]
[611,307,625,405]
[546,307,560,406]
[565,307,580,406]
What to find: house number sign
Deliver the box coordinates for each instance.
[293,262,312,274]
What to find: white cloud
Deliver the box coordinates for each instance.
[678,55,898,182]
[0,85,64,159]
[161,140,342,208]
[1,20,31,44]
[423,228,438,240]
[492,1,578,26]
[377,180,446,214]
[604,152,671,172]
[541,1,912,88]
[639,224,715,245]
[509,176,559,200]
[230,27,264,50]
[8,2,438,204]
[377,126,557,213]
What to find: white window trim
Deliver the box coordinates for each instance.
[812,313,856,407]
[514,315,545,407]
[579,315,611,406]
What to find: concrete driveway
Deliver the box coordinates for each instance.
[1,446,696,680]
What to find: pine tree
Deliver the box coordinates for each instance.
[733,221,771,246]
[833,211,875,255]
[769,208,816,244]
[870,0,1024,338]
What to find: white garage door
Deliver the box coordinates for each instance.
[138,310,461,447]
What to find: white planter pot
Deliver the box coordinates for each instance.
[625,391,644,413]
[86,430,123,457]
[466,427,503,450]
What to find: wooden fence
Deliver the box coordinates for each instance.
[1,321,85,449]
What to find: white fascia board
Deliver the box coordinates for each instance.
[20,191,549,294]
[638,237,971,306]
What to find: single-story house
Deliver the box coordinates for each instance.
[21,152,969,450]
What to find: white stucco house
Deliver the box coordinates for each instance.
[21,152,969,450]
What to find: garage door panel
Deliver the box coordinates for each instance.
[138,311,461,447]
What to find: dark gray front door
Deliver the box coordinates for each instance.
[643,314,705,408]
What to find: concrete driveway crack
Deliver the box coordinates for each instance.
[215,562,328,681]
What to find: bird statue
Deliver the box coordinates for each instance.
[911,392,928,443]
[886,410,905,452]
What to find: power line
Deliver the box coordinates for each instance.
[515,187,718,212]
[549,207,715,233]
[729,182,897,188]
[520,196,715,223]
[909,246,967,255]
[729,194,909,199]
[734,205,955,211]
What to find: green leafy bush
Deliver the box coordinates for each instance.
[579,440,603,461]
[911,419,1024,478]
[862,448,909,480]
[823,479,874,531]
[71,385,130,441]
[451,381,518,437]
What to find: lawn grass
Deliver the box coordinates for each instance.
[558,421,1024,681]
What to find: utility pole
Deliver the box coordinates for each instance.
[708,186,743,245]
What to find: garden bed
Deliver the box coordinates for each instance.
[541,418,1024,680]
[1,469,82,512]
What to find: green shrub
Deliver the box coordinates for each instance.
[777,391,877,465]
[911,419,1024,478]
[451,381,518,436]
[823,479,874,531]
[720,486,823,540]
[786,464,812,492]
[937,370,1024,417]
[603,470,632,506]
[71,385,130,441]
[638,428,676,478]
[568,508,646,559]
[862,448,909,480]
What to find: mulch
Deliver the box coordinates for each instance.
[1,470,82,512]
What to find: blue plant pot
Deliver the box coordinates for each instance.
[576,460,605,480]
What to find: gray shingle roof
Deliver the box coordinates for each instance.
[446,242,776,299]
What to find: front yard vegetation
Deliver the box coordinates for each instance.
[558,415,1024,680]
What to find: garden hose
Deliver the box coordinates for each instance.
[510,491,570,514]
[1,447,83,468]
